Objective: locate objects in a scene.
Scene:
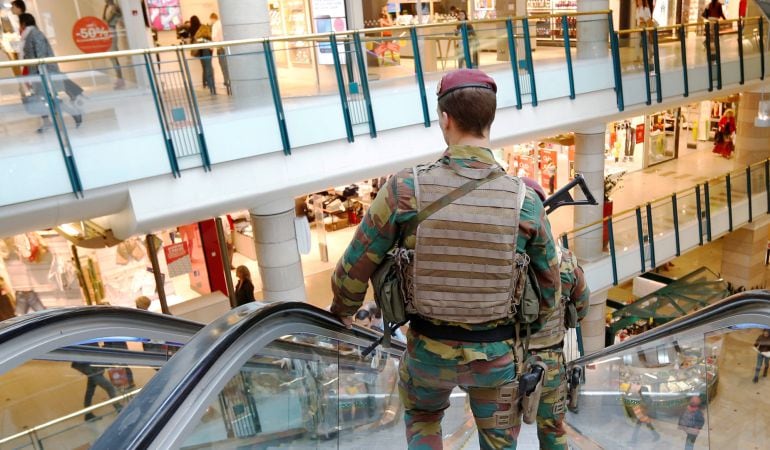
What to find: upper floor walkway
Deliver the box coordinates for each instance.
[0,11,767,243]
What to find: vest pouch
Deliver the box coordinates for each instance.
[372,248,412,325]
[564,301,578,329]
[519,266,541,325]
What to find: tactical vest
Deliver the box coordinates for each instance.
[407,162,527,324]
[529,247,578,349]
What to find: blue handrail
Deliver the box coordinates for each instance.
[747,166,754,223]
[696,184,704,246]
[705,22,714,91]
[263,40,292,155]
[562,15,575,100]
[607,217,618,285]
[641,31,652,105]
[353,33,377,139]
[652,28,662,103]
[505,19,523,110]
[635,207,646,272]
[714,23,723,89]
[672,193,681,256]
[679,25,689,97]
[410,27,431,128]
[645,203,656,269]
[330,33,354,143]
[738,19,745,85]
[460,22,473,69]
[704,181,712,242]
[177,48,211,171]
[143,53,180,177]
[522,18,538,107]
[726,174,733,232]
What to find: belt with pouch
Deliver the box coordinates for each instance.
[409,316,514,343]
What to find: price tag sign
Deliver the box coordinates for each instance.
[72,17,113,53]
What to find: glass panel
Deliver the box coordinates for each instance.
[611,209,642,253]
[419,25,463,75]
[618,30,647,75]
[567,333,712,448]
[0,337,180,449]
[191,46,285,164]
[703,325,770,448]
[48,63,172,190]
[657,27,683,72]
[707,178,728,215]
[730,171,748,203]
[649,199,675,263]
[362,30,414,83]
[472,22,509,71]
[273,38,349,148]
[0,73,77,206]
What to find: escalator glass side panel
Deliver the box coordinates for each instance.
[0,337,183,450]
[567,333,711,449]
[179,333,403,449]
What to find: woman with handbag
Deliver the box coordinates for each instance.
[635,0,654,65]
[189,16,215,95]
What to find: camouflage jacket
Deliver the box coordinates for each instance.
[530,246,590,349]
[331,145,561,361]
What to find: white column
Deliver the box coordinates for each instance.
[573,125,606,262]
[249,199,307,302]
[218,0,271,105]
[576,0,610,60]
[581,289,609,355]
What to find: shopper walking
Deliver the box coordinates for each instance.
[331,68,561,449]
[103,0,125,89]
[678,396,705,450]
[712,109,735,159]
[209,13,230,93]
[635,0,654,65]
[189,15,215,95]
[753,329,770,383]
[71,360,120,421]
[18,13,83,131]
[234,265,255,307]
[455,10,479,68]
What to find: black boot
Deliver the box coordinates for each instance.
[753,375,759,383]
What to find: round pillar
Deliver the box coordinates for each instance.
[577,1,610,60]
[249,198,306,302]
[736,92,770,161]
[581,289,609,355]
[218,0,271,105]
[573,125,606,261]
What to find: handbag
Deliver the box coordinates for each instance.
[371,169,505,346]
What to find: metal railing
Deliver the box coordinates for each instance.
[0,12,765,206]
[560,158,770,291]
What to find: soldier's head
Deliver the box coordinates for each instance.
[436,69,497,145]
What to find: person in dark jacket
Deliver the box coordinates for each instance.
[678,396,705,450]
[234,265,256,306]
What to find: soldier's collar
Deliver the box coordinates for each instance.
[442,145,497,166]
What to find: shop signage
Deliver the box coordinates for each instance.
[72,17,113,53]
[163,242,191,278]
[636,124,645,144]
[310,0,347,65]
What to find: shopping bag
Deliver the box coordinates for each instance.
[21,94,49,116]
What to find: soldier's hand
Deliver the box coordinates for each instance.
[338,315,354,329]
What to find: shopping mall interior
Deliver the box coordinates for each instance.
[2,0,770,448]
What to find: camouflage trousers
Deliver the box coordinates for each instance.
[530,348,568,450]
[398,337,521,450]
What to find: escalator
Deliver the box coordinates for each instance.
[565,291,770,449]
[91,302,474,450]
[0,308,203,449]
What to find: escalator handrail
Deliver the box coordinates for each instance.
[93,301,405,450]
[571,290,770,366]
[0,306,203,341]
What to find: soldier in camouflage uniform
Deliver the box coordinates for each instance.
[521,178,590,450]
[331,69,561,449]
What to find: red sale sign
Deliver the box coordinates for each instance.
[72,17,113,53]
[163,242,191,278]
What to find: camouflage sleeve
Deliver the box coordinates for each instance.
[571,264,591,321]
[518,188,561,329]
[330,172,416,317]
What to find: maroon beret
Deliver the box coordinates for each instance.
[521,177,546,202]
[436,69,497,99]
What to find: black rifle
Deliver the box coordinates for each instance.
[542,173,598,215]
[360,173,597,358]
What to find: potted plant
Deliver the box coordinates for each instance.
[603,171,625,247]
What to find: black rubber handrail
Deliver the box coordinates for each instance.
[571,290,770,366]
[93,301,404,450]
[0,306,203,342]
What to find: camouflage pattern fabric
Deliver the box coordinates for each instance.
[330,145,561,448]
[530,349,567,450]
[531,247,590,449]
[399,329,520,450]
